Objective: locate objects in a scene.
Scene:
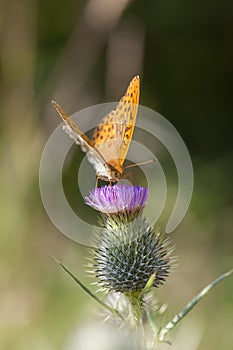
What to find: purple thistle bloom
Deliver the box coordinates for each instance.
[85,184,149,214]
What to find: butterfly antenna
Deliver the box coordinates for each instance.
[51,100,70,122]
[124,158,156,169]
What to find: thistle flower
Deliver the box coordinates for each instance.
[87,184,171,294]
[85,184,148,215]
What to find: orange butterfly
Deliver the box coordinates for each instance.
[52,75,140,183]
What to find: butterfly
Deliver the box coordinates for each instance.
[52,75,140,183]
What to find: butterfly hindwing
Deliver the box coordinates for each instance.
[51,101,111,176]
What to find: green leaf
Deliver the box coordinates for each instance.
[143,272,156,293]
[51,255,125,321]
[159,268,233,341]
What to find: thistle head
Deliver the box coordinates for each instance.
[86,185,171,295]
[93,215,171,294]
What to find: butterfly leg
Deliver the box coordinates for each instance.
[95,176,100,188]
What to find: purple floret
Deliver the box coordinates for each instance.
[85,184,149,214]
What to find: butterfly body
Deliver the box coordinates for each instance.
[52,75,140,183]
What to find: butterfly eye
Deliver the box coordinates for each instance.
[113,170,119,178]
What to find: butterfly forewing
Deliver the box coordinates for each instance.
[92,75,140,172]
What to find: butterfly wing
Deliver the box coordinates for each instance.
[92,75,140,172]
[52,101,112,177]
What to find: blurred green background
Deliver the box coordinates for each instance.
[0,0,232,349]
